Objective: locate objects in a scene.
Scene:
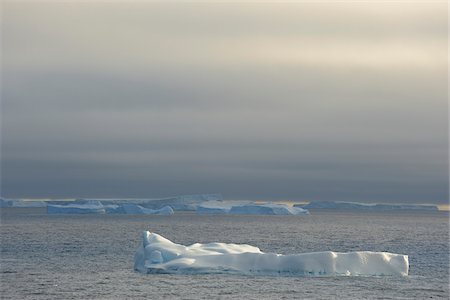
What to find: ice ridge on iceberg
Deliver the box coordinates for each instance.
[134,231,409,276]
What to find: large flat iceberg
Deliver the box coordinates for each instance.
[196,201,251,214]
[122,194,223,211]
[47,202,106,214]
[298,201,438,211]
[1,194,223,212]
[1,198,47,208]
[121,204,174,215]
[197,201,309,215]
[47,202,174,215]
[229,203,309,215]
[134,232,408,276]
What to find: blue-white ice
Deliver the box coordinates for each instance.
[0,198,47,208]
[1,194,221,214]
[47,194,223,211]
[121,204,174,215]
[297,201,439,211]
[47,201,106,214]
[197,201,309,215]
[100,194,223,211]
[47,202,174,215]
[196,201,250,214]
[134,231,409,276]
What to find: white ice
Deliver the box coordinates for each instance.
[134,232,409,276]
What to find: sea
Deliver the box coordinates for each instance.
[1,208,448,299]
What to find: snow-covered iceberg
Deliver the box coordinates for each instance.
[297,201,438,211]
[197,201,309,215]
[135,232,408,276]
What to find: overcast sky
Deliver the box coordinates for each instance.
[1,1,448,203]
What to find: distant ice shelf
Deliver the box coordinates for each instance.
[120,204,174,215]
[0,199,47,208]
[134,231,409,276]
[1,194,221,213]
[46,202,174,215]
[296,201,439,211]
[197,201,309,215]
[47,201,106,214]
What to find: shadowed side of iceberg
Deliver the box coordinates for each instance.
[134,231,408,276]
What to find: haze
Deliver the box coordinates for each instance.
[1,1,448,203]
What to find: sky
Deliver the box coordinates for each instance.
[1,1,448,203]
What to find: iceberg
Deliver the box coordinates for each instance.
[0,199,12,207]
[0,198,47,208]
[197,201,309,215]
[134,232,409,276]
[196,201,251,214]
[46,202,174,215]
[229,203,309,215]
[121,204,174,215]
[48,194,223,211]
[44,200,174,215]
[2,194,223,212]
[10,200,47,208]
[298,201,439,211]
[47,202,106,214]
[139,194,223,211]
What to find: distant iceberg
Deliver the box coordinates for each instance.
[197,201,309,215]
[121,204,174,215]
[59,194,223,211]
[134,231,409,276]
[2,193,223,214]
[120,194,223,211]
[297,201,439,211]
[0,198,47,208]
[196,201,250,214]
[47,201,106,214]
[47,202,174,215]
[229,203,309,215]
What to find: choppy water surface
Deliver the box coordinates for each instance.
[1,209,448,299]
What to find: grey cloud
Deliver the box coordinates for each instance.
[1,2,448,203]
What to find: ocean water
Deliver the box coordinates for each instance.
[1,209,448,299]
